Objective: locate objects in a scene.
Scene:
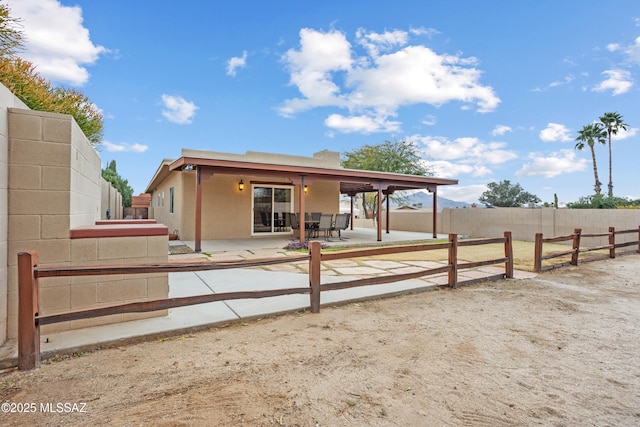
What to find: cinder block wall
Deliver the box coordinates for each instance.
[444,208,639,243]
[61,234,168,332]
[6,107,168,340]
[100,179,123,220]
[358,207,639,244]
[0,85,29,343]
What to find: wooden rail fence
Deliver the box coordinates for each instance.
[18,232,513,370]
[534,226,640,273]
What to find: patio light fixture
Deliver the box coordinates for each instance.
[238,180,245,191]
[304,185,308,193]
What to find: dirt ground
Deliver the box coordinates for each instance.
[1,255,639,426]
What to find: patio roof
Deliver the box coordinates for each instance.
[166,156,458,195]
[147,150,459,252]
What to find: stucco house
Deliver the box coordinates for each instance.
[145,148,458,251]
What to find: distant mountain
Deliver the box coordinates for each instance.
[390,190,472,211]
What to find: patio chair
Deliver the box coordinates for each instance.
[288,212,298,230]
[333,213,350,240]
[273,212,285,231]
[310,212,322,237]
[317,214,334,241]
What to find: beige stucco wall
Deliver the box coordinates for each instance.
[151,169,340,241]
[5,107,168,340]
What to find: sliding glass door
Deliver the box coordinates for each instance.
[252,185,293,235]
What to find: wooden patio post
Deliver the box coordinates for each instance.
[386,192,390,234]
[299,175,306,243]
[534,232,543,273]
[570,228,581,266]
[432,186,438,239]
[18,251,40,371]
[448,233,458,287]
[376,184,382,242]
[309,241,321,313]
[637,226,640,253]
[504,231,514,279]
[609,227,616,258]
[195,166,202,253]
[350,195,354,230]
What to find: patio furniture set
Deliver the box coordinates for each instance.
[288,212,351,241]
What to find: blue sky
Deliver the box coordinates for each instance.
[8,0,640,204]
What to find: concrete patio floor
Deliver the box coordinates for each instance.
[0,228,537,368]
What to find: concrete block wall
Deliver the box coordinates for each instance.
[359,207,639,245]
[101,179,123,220]
[5,106,168,341]
[0,85,29,343]
[51,233,168,332]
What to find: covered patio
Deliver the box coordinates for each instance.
[163,150,458,252]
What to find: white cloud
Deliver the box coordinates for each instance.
[592,69,633,95]
[611,126,638,141]
[226,51,248,77]
[324,114,400,134]
[607,43,621,52]
[515,150,587,178]
[539,123,573,142]
[9,0,107,86]
[279,28,500,133]
[429,160,491,178]
[355,28,408,57]
[102,141,148,153]
[492,125,512,136]
[161,95,198,124]
[416,135,517,165]
[625,36,640,64]
[421,115,437,126]
[409,27,440,38]
[438,184,488,204]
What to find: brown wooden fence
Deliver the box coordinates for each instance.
[533,226,640,273]
[17,232,513,370]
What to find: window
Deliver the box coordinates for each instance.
[169,187,174,213]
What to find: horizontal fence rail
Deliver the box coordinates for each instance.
[534,226,640,273]
[18,232,514,371]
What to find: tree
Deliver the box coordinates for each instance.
[575,123,606,194]
[341,139,433,220]
[0,4,23,59]
[102,160,133,207]
[599,112,628,197]
[0,5,104,146]
[479,180,541,207]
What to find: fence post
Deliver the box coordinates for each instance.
[309,241,321,313]
[534,233,543,273]
[18,251,40,371]
[504,231,514,279]
[637,226,640,254]
[609,227,616,258]
[570,228,581,266]
[448,233,458,288]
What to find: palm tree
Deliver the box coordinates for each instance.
[575,123,607,194]
[599,112,628,196]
